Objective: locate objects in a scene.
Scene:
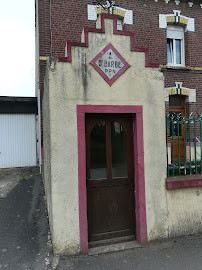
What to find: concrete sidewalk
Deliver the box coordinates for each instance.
[0,167,52,270]
[57,234,202,270]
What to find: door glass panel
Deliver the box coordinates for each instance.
[169,95,183,107]
[111,121,128,178]
[90,121,107,179]
[170,112,182,137]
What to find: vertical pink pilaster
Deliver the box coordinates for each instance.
[77,110,88,253]
[134,112,147,243]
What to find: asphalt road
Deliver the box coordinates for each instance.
[0,167,52,270]
[1,167,201,270]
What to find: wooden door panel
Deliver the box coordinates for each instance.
[87,178,129,188]
[169,97,185,162]
[170,138,185,162]
[88,185,135,241]
[86,114,135,243]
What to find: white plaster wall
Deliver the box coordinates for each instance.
[44,18,168,254]
[167,188,202,237]
[168,146,171,164]
[186,145,201,161]
[167,145,202,163]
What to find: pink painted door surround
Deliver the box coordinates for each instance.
[77,105,147,253]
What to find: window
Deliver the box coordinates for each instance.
[167,25,185,66]
[117,18,123,30]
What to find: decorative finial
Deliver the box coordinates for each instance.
[92,0,119,14]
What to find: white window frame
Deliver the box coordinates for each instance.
[167,25,185,67]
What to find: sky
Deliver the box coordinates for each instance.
[0,0,35,97]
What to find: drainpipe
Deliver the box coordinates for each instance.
[37,88,42,174]
[50,0,52,57]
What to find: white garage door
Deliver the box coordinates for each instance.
[0,114,37,168]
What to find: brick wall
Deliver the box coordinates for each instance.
[165,69,202,114]
[38,0,202,144]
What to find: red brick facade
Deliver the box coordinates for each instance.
[37,0,202,143]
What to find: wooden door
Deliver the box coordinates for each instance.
[86,114,136,243]
[169,95,185,162]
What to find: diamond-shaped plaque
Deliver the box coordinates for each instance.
[90,43,130,86]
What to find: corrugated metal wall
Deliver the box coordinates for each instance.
[0,114,37,168]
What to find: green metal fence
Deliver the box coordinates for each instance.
[166,113,202,177]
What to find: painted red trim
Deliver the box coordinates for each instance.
[77,111,88,253]
[58,57,68,62]
[166,174,202,190]
[41,147,44,160]
[186,142,201,146]
[77,105,147,253]
[133,112,148,244]
[58,14,158,68]
[90,43,130,86]
[77,105,143,114]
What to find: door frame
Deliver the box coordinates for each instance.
[77,105,147,253]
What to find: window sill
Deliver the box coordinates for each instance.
[161,65,189,71]
[166,174,202,190]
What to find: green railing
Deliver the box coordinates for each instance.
[166,113,202,177]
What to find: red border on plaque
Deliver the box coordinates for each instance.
[90,43,130,86]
